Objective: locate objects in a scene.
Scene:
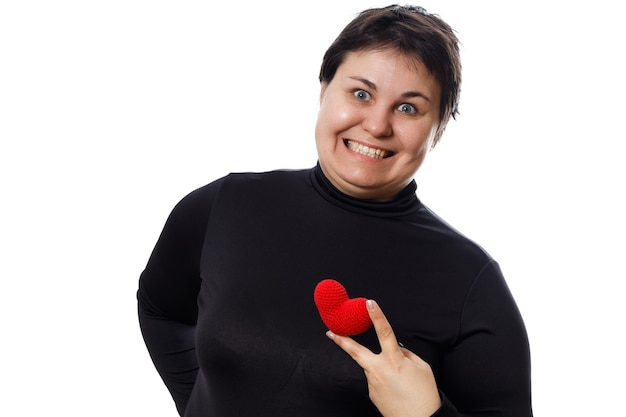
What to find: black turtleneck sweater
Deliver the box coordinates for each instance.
[137,166,532,417]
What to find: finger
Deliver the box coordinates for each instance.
[326,330,373,367]
[366,299,401,353]
[399,346,421,361]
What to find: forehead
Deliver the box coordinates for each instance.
[339,49,432,77]
[336,49,441,95]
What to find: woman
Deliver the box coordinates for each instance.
[138,5,533,416]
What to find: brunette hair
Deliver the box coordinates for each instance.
[319,5,461,145]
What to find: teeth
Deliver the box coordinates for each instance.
[346,140,390,159]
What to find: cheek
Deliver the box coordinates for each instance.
[314,107,337,151]
[402,124,437,155]
[318,97,355,134]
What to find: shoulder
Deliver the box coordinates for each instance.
[170,167,314,216]
[175,168,308,204]
[215,167,314,201]
[169,176,227,219]
[223,167,312,188]
[411,203,495,272]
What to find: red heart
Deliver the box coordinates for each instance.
[314,279,372,336]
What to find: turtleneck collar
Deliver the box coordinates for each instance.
[310,163,421,218]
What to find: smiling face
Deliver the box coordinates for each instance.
[315,49,442,200]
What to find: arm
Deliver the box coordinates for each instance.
[437,261,532,416]
[138,292,198,415]
[326,300,441,417]
[327,261,532,417]
[137,180,222,415]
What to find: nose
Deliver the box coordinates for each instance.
[362,106,393,138]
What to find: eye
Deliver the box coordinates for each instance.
[353,89,371,101]
[397,103,417,114]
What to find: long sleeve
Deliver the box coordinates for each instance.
[137,180,222,415]
[436,261,533,416]
[137,167,533,416]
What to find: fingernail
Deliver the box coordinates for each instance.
[326,330,335,340]
[366,299,375,310]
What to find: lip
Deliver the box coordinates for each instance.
[343,139,395,159]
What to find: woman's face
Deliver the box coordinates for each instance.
[315,49,441,200]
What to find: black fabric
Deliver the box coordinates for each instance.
[138,165,532,416]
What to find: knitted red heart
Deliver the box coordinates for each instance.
[314,279,372,336]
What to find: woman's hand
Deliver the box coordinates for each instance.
[326,300,442,417]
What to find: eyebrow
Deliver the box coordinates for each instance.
[349,76,431,102]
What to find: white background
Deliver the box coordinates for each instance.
[1,0,624,415]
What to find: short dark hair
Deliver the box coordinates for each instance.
[319,5,461,145]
